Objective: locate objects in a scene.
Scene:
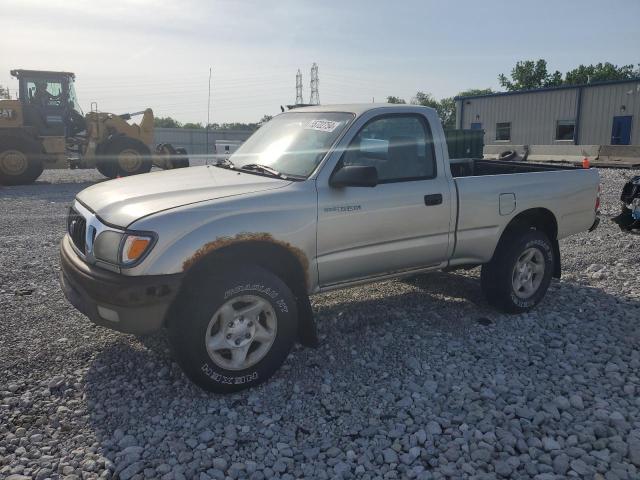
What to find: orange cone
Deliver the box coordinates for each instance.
[582,157,590,169]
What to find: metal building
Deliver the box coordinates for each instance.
[154,127,252,164]
[455,79,640,147]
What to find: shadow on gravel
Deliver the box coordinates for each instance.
[81,272,640,472]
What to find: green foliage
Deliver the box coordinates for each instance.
[386,96,406,104]
[564,62,640,85]
[385,89,495,129]
[154,116,182,128]
[498,59,562,91]
[457,88,494,97]
[437,97,456,129]
[411,91,439,108]
[0,84,10,99]
[499,59,640,91]
[155,115,274,131]
[183,122,204,129]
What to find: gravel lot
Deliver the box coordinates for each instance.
[1,167,639,480]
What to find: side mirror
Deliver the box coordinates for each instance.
[330,165,378,188]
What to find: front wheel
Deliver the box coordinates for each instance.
[0,136,44,185]
[481,229,554,313]
[97,136,152,178]
[168,265,298,393]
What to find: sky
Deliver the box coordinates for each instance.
[1,0,639,124]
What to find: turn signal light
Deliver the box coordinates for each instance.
[122,235,153,264]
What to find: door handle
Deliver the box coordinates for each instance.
[424,194,443,206]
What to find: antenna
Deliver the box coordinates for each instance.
[295,69,303,105]
[206,67,212,163]
[310,63,319,105]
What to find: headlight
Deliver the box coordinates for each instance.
[93,231,155,266]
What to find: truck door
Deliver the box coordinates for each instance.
[316,113,451,287]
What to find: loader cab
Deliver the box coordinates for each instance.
[10,69,85,136]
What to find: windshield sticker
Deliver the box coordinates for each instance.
[305,119,340,132]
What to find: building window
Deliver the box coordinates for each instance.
[470,122,482,130]
[495,122,511,141]
[556,120,575,141]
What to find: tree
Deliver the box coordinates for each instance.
[411,91,439,108]
[437,97,456,128]
[183,122,204,129]
[411,92,458,128]
[564,62,640,85]
[154,116,182,128]
[457,88,494,97]
[0,84,10,99]
[386,96,406,104]
[498,59,562,91]
[259,114,273,124]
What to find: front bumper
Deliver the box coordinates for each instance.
[59,235,184,335]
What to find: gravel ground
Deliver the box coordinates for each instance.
[1,167,639,480]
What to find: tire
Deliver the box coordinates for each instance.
[171,147,190,169]
[96,136,152,178]
[481,229,554,313]
[0,136,44,185]
[498,150,517,161]
[168,265,298,393]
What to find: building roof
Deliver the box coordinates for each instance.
[455,77,640,101]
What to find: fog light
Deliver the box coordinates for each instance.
[97,305,120,323]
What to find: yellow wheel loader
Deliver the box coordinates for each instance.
[0,69,189,185]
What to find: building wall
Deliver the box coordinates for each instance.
[154,128,253,156]
[580,82,640,145]
[457,80,640,146]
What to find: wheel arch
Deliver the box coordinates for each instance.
[496,207,561,278]
[173,238,318,347]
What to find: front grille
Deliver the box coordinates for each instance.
[67,207,87,254]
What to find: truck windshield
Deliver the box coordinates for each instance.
[230,112,354,178]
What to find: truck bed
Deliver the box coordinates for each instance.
[450,158,579,178]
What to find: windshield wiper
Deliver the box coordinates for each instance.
[240,163,287,179]
[213,157,236,169]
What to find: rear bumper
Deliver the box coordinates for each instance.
[59,235,183,335]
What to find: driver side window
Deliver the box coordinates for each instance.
[342,115,436,182]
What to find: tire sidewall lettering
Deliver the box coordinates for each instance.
[200,280,292,385]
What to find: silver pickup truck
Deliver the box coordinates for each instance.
[60,104,600,392]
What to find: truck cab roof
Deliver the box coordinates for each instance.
[10,69,76,80]
[287,103,437,116]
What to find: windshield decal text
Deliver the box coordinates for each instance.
[306,119,340,132]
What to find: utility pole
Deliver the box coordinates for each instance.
[310,63,319,105]
[295,69,303,105]
[206,67,212,164]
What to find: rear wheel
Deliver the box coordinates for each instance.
[171,147,190,168]
[97,136,152,178]
[168,265,298,393]
[0,136,44,185]
[481,229,554,313]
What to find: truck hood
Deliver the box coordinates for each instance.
[76,166,291,227]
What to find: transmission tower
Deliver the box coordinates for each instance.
[310,63,319,105]
[295,69,303,105]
